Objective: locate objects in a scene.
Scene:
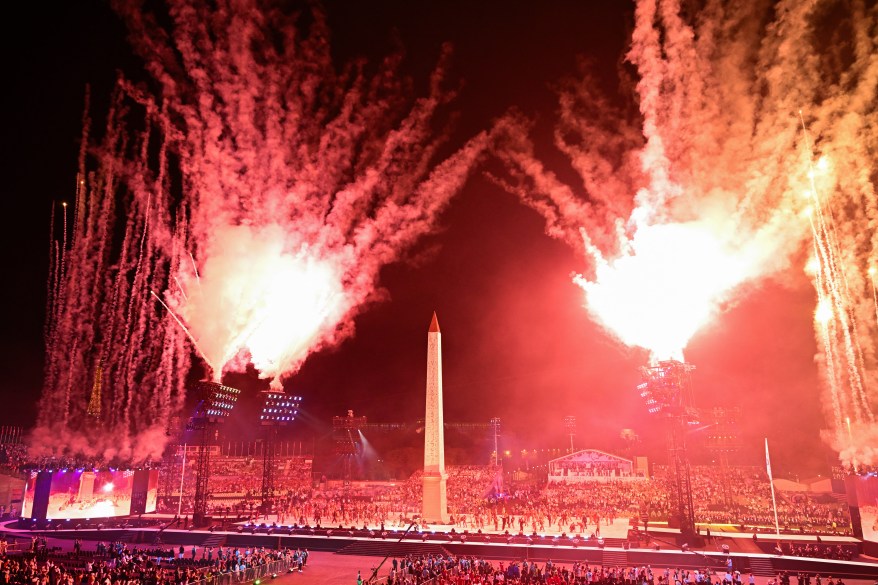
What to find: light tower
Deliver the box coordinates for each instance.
[706,406,741,509]
[638,360,699,545]
[333,410,367,485]
[422,312,449,524]
[259,392,302,517]
[565,415,576,453]
[190,381,239,526]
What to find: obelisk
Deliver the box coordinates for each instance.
[421,311,449,524]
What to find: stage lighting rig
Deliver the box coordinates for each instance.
[260,393,302,425]
[195,381,241,421]
[564,415,576,453]
[333,410,367,483]
[190,381,240,526]
[259,392,303,515]
[706,406,742,508]
[636,360,699,544]
[637,360,698,422]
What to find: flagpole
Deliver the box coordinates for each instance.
[177,444,187,517]
[765,438,780,539]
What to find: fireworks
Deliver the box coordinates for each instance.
[801,119,877,468]
[33,0,878,468]
[573,221,750,362]
[495,0,877,465]
[37,0,492,460]
[120,1,494,389]
[170,224,350,384]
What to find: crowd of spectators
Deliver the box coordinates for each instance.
[653,467,852,535]
[384,555,600,585]
[291,483,415,529]
[150,459,855,539]
[157,454,313,519]
[551,460,643,480]
[1,539,204,584]
[768,571,853,585]
[0,535,309,584]
[421,464,851,538]
[447,466,503,512]
[6,441,856,542]
[0,445,27,476]
[379,554,816,585]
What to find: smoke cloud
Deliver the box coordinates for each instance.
[35,0,494,462]
[493,0,877,466]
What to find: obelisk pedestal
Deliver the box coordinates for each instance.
[421,312,449,524]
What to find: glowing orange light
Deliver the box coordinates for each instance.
[575,221,748,362]
[815,299,833,325]
[176,224,350,388]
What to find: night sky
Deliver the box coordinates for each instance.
[3,1,835,476]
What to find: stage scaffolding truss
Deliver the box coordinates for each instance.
[638,360,699,543]
[332,410,367,483]
[259,392,302,515]
[189,381,239,526]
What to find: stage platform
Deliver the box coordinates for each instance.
[413,516,633,540]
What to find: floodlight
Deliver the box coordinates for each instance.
[636,360,696,419]
[195,381,241,420]
[260,392,303,425]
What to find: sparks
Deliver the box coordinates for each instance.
[814,299,833,325]
[174,225,349,386]
[36,0,491,460]
[493,0,878,467]
[574,221,748,361]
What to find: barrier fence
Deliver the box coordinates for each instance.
[190,557,297,585]
[367,575,437,585]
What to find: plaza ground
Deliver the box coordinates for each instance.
[5,534,877,585]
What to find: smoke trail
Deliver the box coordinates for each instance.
[108,0,494,389]
[34,80,189,463]
[35,0,493,462]
[494,0,877,466]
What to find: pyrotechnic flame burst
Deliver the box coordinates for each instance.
[37,0,493,460]
[814,299,833,326]
[574,221,749,362]
[175,224,350,385]
[495,0,878,466]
